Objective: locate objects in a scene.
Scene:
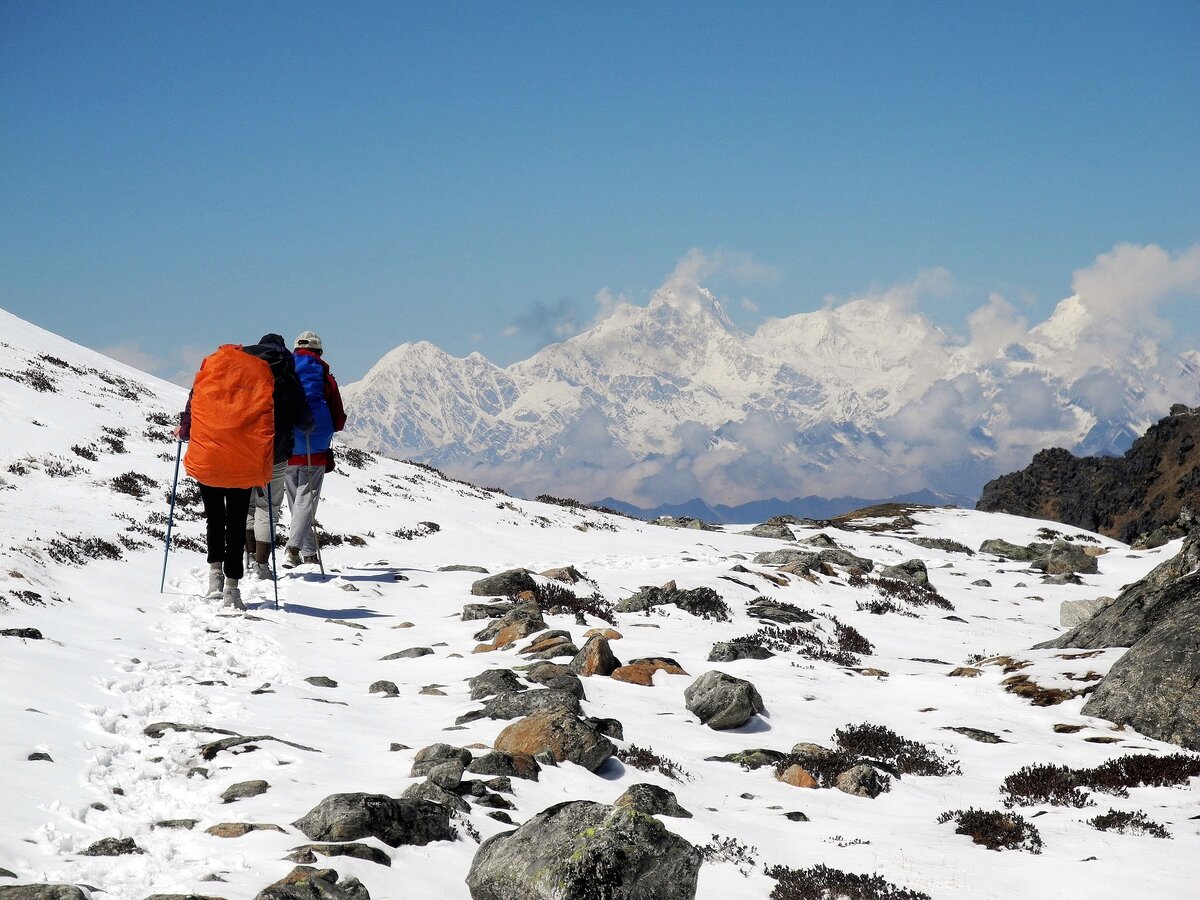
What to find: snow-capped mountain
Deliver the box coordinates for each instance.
[342,282,1200,507]
[2,305,1200,898]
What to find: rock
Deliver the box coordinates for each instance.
[471,569,537,597]
[583,628,622,641]
[441,564,490,573]
[798,532,840,547]
[288,842,391,867]
[473,602,546,645]
[401,780,470,814]
[1080,600,1200,750]
[1044,539,1099,575]
[464,688,581,723]
[751,548,816,567]
[304,676,338,688]
[380,647,433,660]
[221,779,269,803]
[613,783,692,818]
[0,888,89,899]
[152,818,199,830]
[369,680,400,697]
[410,744,473,777]
[468,669,527,700]
[740,523,796,540]
[908,536,974,555]
[462,601,512,621]
[878,559,929,586]
[610,658,689,686]
[834,764,890,798]
[569,635,621,677]
[539,565,585,583]
[254,866,370,900]
[206,822,286,837]
[465,800,700,900]
[27,752,52,762]
[291,793,454,847]
[707,641,774,663]
[0,628,44,640]
[683,670,765,730]
[523,663,586,699]
[467,750,541,781]
[943,726,1005,744]
[493,707,614,772]
[427,760,465,789]
[1060,596,1115,628]
[971,579,992,587]
[778,765,818,788]
[79,836,143,856]
[584,716,625,740]
[783,811,810,822]
[705,748,786,770]
[978,538,1042,562]
[517,631,577,660]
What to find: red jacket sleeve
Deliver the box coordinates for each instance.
[324,372,347,432]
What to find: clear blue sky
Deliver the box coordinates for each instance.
[2,1,1197,383]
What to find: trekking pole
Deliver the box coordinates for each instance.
[267,480,280,610]
[305,433,325,577]
[160,440,182,593]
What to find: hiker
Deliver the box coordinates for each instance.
[283,330,347,568]
[241,334,314,580]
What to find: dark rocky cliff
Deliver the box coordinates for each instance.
[977,404,1200,544]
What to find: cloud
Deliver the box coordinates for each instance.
[514,298,579,348]
[592,287,633,326]
[501,325,520,338]
[100,341,163,376]
[1072,242,1200,320]
[100,341,207,387]
[964,293,1029,363]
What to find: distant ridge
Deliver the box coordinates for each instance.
[593,488,969,524]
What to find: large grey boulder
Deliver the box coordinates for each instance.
[1042,539,1099,575]
[463,688,581,723]
[291,793,453,847]
[684,670,765,730]
[468,669,526,701]
[471,569,537,597]
[254,866,370,900]
[740,523,796,540]
[979,538,1046,562]
[473,602,546,644]
[878,559,929,586]
[465,800,701,900]
[1059,596,1114,628]
[1080,601,1200,750]
[614,783,693,818]
[0,889,89,900]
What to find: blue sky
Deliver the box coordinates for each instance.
[2,1,1197,384]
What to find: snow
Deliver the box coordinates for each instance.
[1,306,1199,898]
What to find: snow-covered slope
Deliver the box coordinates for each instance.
[2,306,1199,898]
[341,284,1200,508]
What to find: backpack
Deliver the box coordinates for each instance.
[184,345,275,489]
[293,352,335,454]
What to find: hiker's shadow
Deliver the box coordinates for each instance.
[280,603,392,620]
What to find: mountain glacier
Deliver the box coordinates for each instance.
[342,281,1200,507]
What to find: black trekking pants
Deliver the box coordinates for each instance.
[198,484,252,580]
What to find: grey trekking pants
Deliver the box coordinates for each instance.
[285,464,324,556]
[246,460,287,543]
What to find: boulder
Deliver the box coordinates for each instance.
[1043,539,1099,575]
[878,559,929,586]
[221,779,269,803]
[978,539,1042,562]
[751,549,815,567]
[468,669,526,701]
[683,670,765,730]
[1080,601,1200,750]
[610,658,689,686]
[471,569,537,597]
[466,750,541,781]
[410,743,473,777]
[740,523,796,540]
[401,780,470,814]
[569,635,621,677]
[1059,596,1114,628]
[707,641,774,663]
[613,783,692,818]
[0,889,89,900]
[465,800,700,900]
[473,602,546,645]
[834,764,891,798]
[471,688,581,722]
[539,565,585,583]
[288,842,392,867]
[745,598,815,625]
[493,707,614,772]
[291,793,453,847]
[254,866,370,900]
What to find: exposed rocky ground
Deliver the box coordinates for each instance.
[2,309,1200,899]
[977,403,1200,544]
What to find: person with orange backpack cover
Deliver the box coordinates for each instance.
[176,340,311,609]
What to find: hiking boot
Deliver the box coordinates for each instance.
[205,567,224,598]
[253,562,273,581]
[282,547,302,569]
[222,586,246,611]
[302,554,319,566]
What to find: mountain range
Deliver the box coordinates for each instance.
[342,278,1200,508]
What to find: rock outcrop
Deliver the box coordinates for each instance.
[465,800,700,900]
[977,405,1200,543]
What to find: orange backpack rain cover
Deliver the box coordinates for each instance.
[184,345,275,489]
